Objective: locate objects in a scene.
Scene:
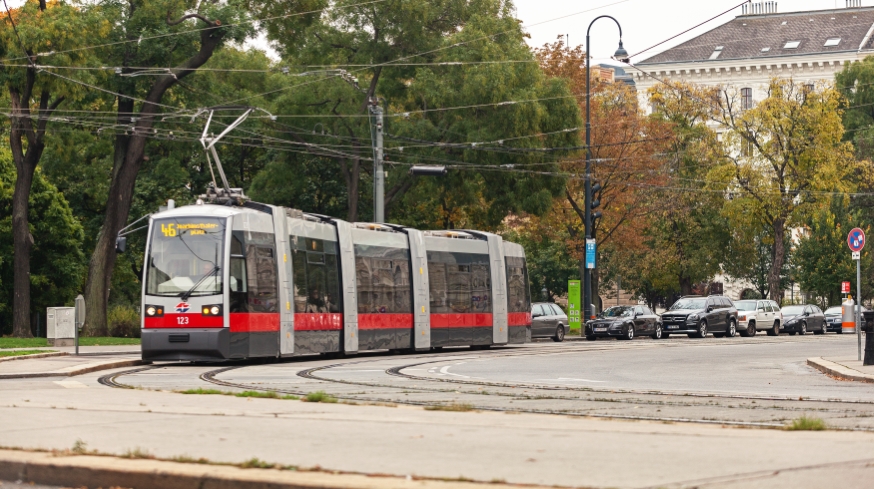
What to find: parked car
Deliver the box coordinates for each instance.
[779,304,825,335]
[585,305,662,341]
[531,302,569,342]
[734,299,782,337]
[824,305,870,333]
[659,295,739,338]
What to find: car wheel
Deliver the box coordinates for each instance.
[586,335,597,341]
[740,320,755,337]
[726,320,737,338]
[553,325,566,342]
[663,333,670,339]
[798,322,807,336]
[837,327,843,334]
[815,323,825,335]
[767,322,780,336]
[651,324,663,340]
[621,324,635,341]
[696,320,708,338]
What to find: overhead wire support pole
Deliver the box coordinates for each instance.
[370,99,385,223]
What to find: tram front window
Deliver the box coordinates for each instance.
[146,217,226,297]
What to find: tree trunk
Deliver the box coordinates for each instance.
[769,218,786,303]
[11,154,37,338]
[679,276,693,297]
[83,23,226,335]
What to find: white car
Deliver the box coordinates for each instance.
[734,299,782,337]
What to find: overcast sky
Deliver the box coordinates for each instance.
[517,0,874,65]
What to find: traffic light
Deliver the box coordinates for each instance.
[589,183,602,228]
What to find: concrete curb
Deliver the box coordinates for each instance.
[0,358,144,380]
[0,449,556,489]
[0,352,66,363]
[807,357,874,384]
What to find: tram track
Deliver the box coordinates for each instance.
[95,336,874,431]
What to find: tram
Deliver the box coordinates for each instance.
[139,199,532,361]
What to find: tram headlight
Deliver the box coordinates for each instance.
[144,305,164,317]
[202,305,222,316]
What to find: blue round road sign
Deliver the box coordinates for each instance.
[848,228,866,253]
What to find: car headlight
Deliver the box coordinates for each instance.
[688,314,699,321]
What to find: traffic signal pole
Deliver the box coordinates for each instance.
[371,102,385,223]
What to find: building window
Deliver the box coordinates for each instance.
[824,38,841,47]
[741,88,753,110]
[742,139,754,157]
[784,41,800,49]
[709,46,724,60]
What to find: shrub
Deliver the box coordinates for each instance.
[786,416,828,431]
[108,305,140,338]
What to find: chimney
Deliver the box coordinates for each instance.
[847,0,862,8]
[743,2,778,15]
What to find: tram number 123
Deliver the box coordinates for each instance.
[177,316,189,325]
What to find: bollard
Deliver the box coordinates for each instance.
[843,296,856,334]
[865,311,874,366]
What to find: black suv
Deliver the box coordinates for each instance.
[660,296,739,338]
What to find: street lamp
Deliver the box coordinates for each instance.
[584,16,627,322]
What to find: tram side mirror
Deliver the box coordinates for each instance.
[115,237,127,253]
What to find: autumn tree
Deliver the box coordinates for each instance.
[713,79,857,300]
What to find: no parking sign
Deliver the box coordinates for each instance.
[848,228,866,254]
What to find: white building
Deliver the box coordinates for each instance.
[630,1,874,302]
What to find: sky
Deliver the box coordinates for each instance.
[515,0,874,65]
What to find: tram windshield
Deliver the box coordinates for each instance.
[145,217,226,297]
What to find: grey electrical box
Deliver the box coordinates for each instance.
[47,307,76,346]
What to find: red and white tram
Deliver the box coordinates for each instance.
[140,201,532,361]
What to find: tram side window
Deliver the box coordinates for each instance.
[247,245,278,313]
[427,252,491,314]
[229,234,248,313]
[291,235,341,314]
[354,244,412,314]
[505,256,531,313]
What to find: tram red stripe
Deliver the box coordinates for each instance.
[507,312,532,327]
[358,313,413,329]
[430,313,493,328]
[295,313,343,331]
[230,313,279,333]
[144,314,222,329]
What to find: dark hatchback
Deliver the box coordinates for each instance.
[585,305,662,341]
[531,302,570,342]
[659,296,739,338]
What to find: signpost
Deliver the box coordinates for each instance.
[848,228,865,361]
[568,280,582,333]
[842,281,851,294]
[74,294,85,356]
[585,239,596,270]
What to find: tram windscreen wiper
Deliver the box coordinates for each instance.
[180,265,220,301]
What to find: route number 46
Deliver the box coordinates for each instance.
[177,316,189,325]
[161,223,177,237]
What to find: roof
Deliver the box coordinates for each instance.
[638,7,874,65]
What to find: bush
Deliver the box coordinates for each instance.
[108,305,140,338]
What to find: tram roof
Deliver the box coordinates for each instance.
[151,203,262,220]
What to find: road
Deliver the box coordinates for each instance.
[2,333,874,488]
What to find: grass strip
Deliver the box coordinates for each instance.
[786,416,828,431]
[424,403,476,412]
[303,391,338,403]
[177,388,298,400]
[0,337,140,349]
[0,350,57,358]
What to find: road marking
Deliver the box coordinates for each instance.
[53,380,87,389]
[438,365,470,378]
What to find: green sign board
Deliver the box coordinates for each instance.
[568,280,581,330]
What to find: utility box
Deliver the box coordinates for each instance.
[47,307,76,346]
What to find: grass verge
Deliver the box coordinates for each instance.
[177,388,298,400]
[304,391,338,403]
[0,350,56,358]
[0,337,140,349]
[424,403,476,412]
[786,416,828,431]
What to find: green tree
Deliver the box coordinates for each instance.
[0,147,85,336]
[794,196,872,308]
[713,78,857,300]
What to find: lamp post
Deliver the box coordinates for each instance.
[584,16,628,323]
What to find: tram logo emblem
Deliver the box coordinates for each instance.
[175,302,191,313]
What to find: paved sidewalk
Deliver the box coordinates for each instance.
[0,353,142,379]
[808,356,874,383]
[1,345,141,355]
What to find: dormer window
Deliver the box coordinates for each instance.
[824,38,841,47]
[709,46,724,60]
[784,41,800,49]
[761,47,771,53]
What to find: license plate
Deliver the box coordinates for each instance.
[594,327,608,332]
[667,325,679,329]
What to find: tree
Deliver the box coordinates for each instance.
[794,196,872,308]
[502,215,578,301]
[0,147,85,336]
[0,0,99,336]
[713,78,857,300]
[82,0,256,335]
